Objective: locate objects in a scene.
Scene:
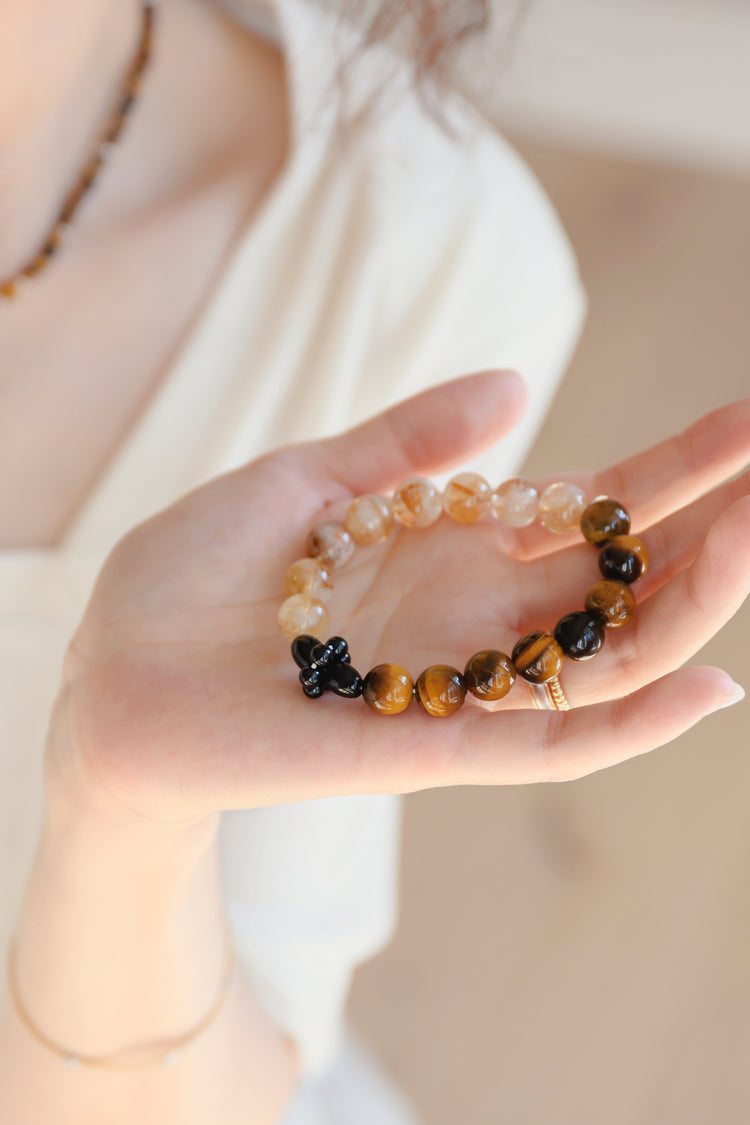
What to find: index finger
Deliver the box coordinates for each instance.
[504,397,750,560]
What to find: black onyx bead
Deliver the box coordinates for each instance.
[554,612,605,661]
[291,634,362,699]
[292,634,319,668]
[598,535,649,584]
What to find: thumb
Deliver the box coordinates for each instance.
[311,369,527,496]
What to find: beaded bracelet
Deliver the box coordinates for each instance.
[278,473,649,716]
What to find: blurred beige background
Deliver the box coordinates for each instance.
[348,136,750,1122]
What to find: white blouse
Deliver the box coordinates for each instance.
[0,0,586,1119]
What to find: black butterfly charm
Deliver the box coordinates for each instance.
[291,635,364,699]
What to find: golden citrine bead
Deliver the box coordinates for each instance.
[283,557,333,600]
[362,664,414,715]
[580,498,630,545]
[306,521,355,571]
[464,650,516,701]
[511,632,563,684]
[539,482,588,534]
[414,665,467,717]
[443,472,492,523]
[344,494,394,545]
[598,534,649,584]
[277,594,330,639]
[392,477,442,528]
[585,579,636,628]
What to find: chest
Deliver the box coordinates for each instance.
[0,162,272,552]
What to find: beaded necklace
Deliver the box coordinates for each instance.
[0,1,156,300]
[278,474,649,715]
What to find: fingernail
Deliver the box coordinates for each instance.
[717,681,745,709]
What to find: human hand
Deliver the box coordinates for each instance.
[52,370,750,829]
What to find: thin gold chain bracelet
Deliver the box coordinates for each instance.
[277,474,649,715]
[6,929,235,1070]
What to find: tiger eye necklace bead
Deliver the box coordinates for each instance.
[392,478,443,528]
[538,482,588,534]
[464,650,516,701]
[553,611,605,661]
[598,535,649,584]
[580,498,631,545]
[278,594,330,639]
[414,665,467,717]
[443,472,492,524]
[584,579,636,629]
[306,521,355,572]
[490,477,539,528]
[511,632,563,683]
[284,558,333,600]
[363,664,414,714]
[344,494,394,545]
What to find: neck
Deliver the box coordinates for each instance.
[0,0,142,281]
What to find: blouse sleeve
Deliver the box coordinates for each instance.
[219,795,402,1077]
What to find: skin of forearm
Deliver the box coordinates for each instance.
[0,760,300,1123]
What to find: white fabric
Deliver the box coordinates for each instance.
[0,0,586,1119]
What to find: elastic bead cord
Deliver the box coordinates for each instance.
[280,476,649,717]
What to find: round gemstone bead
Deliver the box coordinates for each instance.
[283,557,333,600]
[306,521,355,572]
[442,472,492,524]
[344,494,394,545]
[511,631,563,684]
[278,594,330,639]
[464,650,516,701]
[580,498,631,545]
[414,665,467,717]
[554,611,605,661]
[538,482,588,534]
[598,534,649,584]
[585,579,636,629]
[490,477,539,528]
[392,477,442,528]
[362,663,414,715]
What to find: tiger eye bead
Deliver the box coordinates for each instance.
[585,579,636,629]
[306,521,355,571]
[392,477,442,528]
[284,558,333,600]
[443,472,492,523]
[414,665,467,717]
[553,611,605,661]
[491,478,539,528]
[464,650,516,701]
[345,494,394,545]
[278,594,330,639]
[598,534,649,584]
[363,664,414,715]
[580,498,631,545]
[511,632,563,683]
[539,482,588,534]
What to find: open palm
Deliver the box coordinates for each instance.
[58,371,750,826]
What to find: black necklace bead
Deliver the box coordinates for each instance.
[553,611,605,661]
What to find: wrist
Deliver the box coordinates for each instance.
[12,690,227,1058]
[43,678,220,859]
